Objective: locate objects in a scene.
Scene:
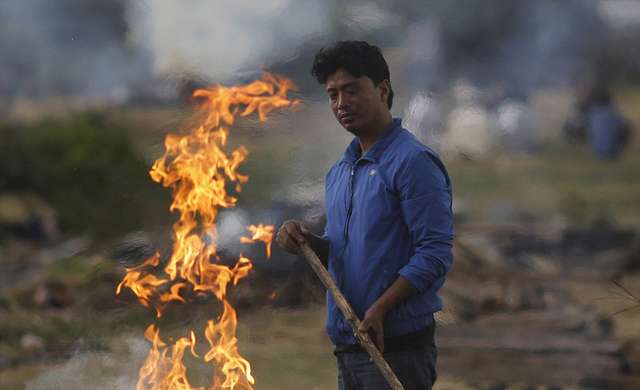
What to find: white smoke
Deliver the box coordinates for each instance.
[138,0,329,81]
[0,0,152,102]
[599,0,640,31]
[0,0,330,103]
[25,337,149,390]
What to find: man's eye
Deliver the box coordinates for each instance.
[329,94,338,100]
[346,89,357,95]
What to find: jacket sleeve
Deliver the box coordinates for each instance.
[396,150,454,293]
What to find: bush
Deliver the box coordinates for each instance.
[0,111,171,241]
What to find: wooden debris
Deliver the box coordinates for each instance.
[436,222,640,388]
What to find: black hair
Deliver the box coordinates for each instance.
[311,40,394,109]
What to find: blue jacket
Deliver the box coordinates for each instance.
[323,118,454,345]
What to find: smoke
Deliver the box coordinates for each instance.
[141,0,332,88]
[25,337,149,390]
[599,0,640,31]
[0,0,331,104]
[0,0,152,103]
[2,0,631,105]
[400,0,612,95]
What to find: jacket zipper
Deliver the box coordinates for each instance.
[339,163,356,330]
[336,162,356,291]
[344,164,355,244]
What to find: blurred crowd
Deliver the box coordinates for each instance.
[404,79,633,161]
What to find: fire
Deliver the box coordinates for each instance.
[117,73,298,389]
[240,224,275,259]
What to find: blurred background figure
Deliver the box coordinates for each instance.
[403,87,447,151]
[443,79,494,161]
[564,83,632,159]
[402,16,447,151]
[488,81,540,154]
[585,86,632,159]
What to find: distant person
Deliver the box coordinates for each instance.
[404,87,447,151]
[584,87,632,159]
[564,84,632,159]
[276,40,454,390]
[489,82,539,154]
[443,79,494,160]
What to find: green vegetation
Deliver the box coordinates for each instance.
[0,111,171,241]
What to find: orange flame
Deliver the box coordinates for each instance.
[118,73,298,389]
[240,224,275,259]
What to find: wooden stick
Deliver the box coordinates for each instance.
[299,242,405,390]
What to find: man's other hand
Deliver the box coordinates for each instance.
[357,276,414,355]
[358,305,386,354]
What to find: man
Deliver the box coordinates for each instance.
[276,40,454,390]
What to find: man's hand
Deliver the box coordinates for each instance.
[275,220,309,255]
[358,304,386,354]
[357,276,415,355]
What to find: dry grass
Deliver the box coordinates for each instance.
[238,305,336,390]
[446,142,640,226]
[564,274,640,341]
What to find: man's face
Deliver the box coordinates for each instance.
[325,68,389,136]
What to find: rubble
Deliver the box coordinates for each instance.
[438,221,640,388]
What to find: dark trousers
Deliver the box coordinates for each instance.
[336,339,437,390]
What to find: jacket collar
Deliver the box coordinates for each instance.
[340,118,403,164]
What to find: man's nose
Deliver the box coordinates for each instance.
[337,93,349,109]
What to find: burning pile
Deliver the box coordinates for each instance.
[117,73,298,389]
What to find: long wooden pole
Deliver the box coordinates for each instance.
[299,242,405,390]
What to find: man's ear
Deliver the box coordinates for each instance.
[378,79,391,103]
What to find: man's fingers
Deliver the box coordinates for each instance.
[286,221,307,243]
[275,231,300,255]
[367,327,379,347]
[358,318,370,334]
[275,220,308,255]
[375,327,385,355]
[358,320,385,354]
[356,321,369,346]
[367,326,384,354]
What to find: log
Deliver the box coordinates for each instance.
[299,242,405,390]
